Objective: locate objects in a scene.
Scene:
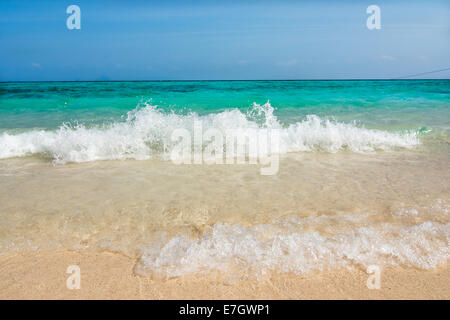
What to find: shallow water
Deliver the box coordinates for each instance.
[0,152,448,277]
[0,80,449,277]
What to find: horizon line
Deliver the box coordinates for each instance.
[1,78,449,83]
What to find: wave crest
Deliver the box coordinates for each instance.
[0,102,421,163]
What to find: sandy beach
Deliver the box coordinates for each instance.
[0,250,448,299]
[0,151,449,300]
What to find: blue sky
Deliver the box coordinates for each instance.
[0,0,449,81]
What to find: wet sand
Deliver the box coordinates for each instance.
[0,250,448,299]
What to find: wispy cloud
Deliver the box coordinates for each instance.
[380,55,396,61]
[31,62,42,69]
[276,59,298,67]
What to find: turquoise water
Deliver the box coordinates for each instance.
[1,80,449,130]
[0,80,449,161]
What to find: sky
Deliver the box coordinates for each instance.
[0,0,449,81]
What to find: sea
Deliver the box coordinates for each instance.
[0,80,449,278]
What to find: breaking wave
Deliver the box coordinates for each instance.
[138,216,449,279]
[0,102,421,163]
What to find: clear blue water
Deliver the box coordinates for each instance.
[1,80,449,131]
[0,80,449,275]
[0,80,449,162]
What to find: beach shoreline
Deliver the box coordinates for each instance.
[0,250,448,300]
[1,80,449,300]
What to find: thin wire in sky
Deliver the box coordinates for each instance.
[393,67,450,79]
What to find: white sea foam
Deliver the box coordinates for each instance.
[0,102,421,163]
[138,217,450,278]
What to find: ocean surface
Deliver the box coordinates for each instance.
[0,80,449,278]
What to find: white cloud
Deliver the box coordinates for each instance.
[31,62,42,69]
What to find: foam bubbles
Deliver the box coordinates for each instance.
[0,102,421,163]
[138,217,450,278]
